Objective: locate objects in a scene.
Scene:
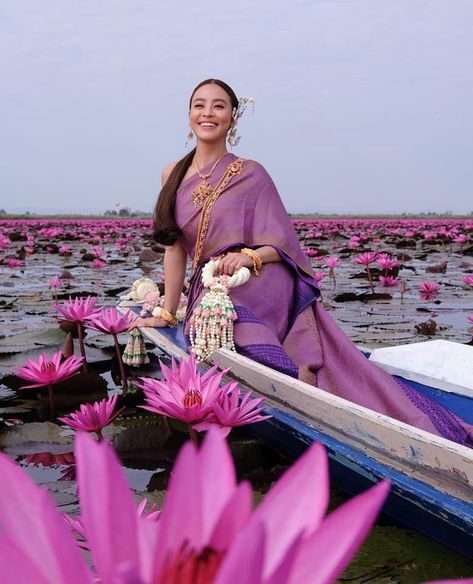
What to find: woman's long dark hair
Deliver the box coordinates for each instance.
[153,79,239,245]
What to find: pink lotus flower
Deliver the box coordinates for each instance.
[53,296,101,323]
[463,275,473,288]
[58,393,124,440]
[49,277,62,288]
[53,296,101,364]
[140,356,228,424]
[323,257,340,287]
[314,271,326,285]
[194,387,271,437]
[15,352,83,389]
[354,252,378,293]
[93,245,104,258]
[468,315,473,326]
[86,308,137,390]
[7,257,23,267]
[0,429,390,583]
[376,253,397,271]
[303,248,319,257]
[379,275,399,287]
[323,257,341,269]
[354,252,378,266]
[92,258,106,268]
[59,244,72,255]
[86,307,135,335]
[419,281,440,301]
[14,352,84,415]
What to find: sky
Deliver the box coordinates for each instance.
[1,0,473,215]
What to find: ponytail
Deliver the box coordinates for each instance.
[153,147,196,245]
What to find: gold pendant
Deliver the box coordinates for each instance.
[191,179,214,207]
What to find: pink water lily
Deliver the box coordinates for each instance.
[58,393,124,440]
[463,275,473,288]
[0,430,390,583]
[194,387,272,437]
[14,352,84,415]
[92,258,106,268]
[15,350,82,387]
[376,253,398,272]
[86,308,137,389]
[419,281,440,301]
[354,252,378,293]
[140,356,271,441]
[140,356,230,441]
[53,296,101,364]
[53,296,101,322]
[323,257,341,269]
[379,275,399,287]
[86,307,136,334]
[354,251,378,266]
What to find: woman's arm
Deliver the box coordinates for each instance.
[129,163,186,328]
[162,241,187,314]
[218,245,281,276]
[131,241,187,328]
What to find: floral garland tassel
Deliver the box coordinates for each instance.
[189,259,250,362]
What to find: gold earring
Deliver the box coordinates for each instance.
[185,129,194,148]
[227,126,240,148]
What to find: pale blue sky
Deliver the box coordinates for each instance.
[1,1,472,214]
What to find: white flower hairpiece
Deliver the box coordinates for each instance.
[232,96,256,123]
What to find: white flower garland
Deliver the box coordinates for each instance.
[189,259,250,361]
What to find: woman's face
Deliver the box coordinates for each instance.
[189,84,233,145]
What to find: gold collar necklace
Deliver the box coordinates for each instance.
[191,152,228,207]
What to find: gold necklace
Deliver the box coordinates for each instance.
[191,153,227,207]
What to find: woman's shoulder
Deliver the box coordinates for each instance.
[161,161,178,186]
[240,157,272,180]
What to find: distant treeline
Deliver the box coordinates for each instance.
[1,209,473,220]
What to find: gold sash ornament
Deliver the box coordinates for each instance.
[192,158,245,272]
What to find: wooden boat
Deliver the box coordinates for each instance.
[118,302,473,558]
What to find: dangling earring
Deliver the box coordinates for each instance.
[227,125,240,148]
[185,129,194,148]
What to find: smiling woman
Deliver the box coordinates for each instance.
[132,78,473,448]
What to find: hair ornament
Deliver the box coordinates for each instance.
[228,96,256,148]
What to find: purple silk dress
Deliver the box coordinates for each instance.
[175,153,473,446]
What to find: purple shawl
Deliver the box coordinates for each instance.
[174,153,473,446]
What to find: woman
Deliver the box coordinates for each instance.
[137,78,472,446]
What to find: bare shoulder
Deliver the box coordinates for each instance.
[161,161,178,186]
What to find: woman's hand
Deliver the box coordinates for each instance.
[218,252,253,275]
[128,316,170,330]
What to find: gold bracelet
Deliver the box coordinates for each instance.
[241,248,263,276]
[152,307,178,327]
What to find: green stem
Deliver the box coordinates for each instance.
[367,267,374,294]
[48,383,55,417]
[113,334,128,392]
[77,323,88,371]
[95,429,104,441]
[188,425,199,446]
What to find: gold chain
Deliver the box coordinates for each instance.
[191,153,228,207]
[192,158,245,271]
